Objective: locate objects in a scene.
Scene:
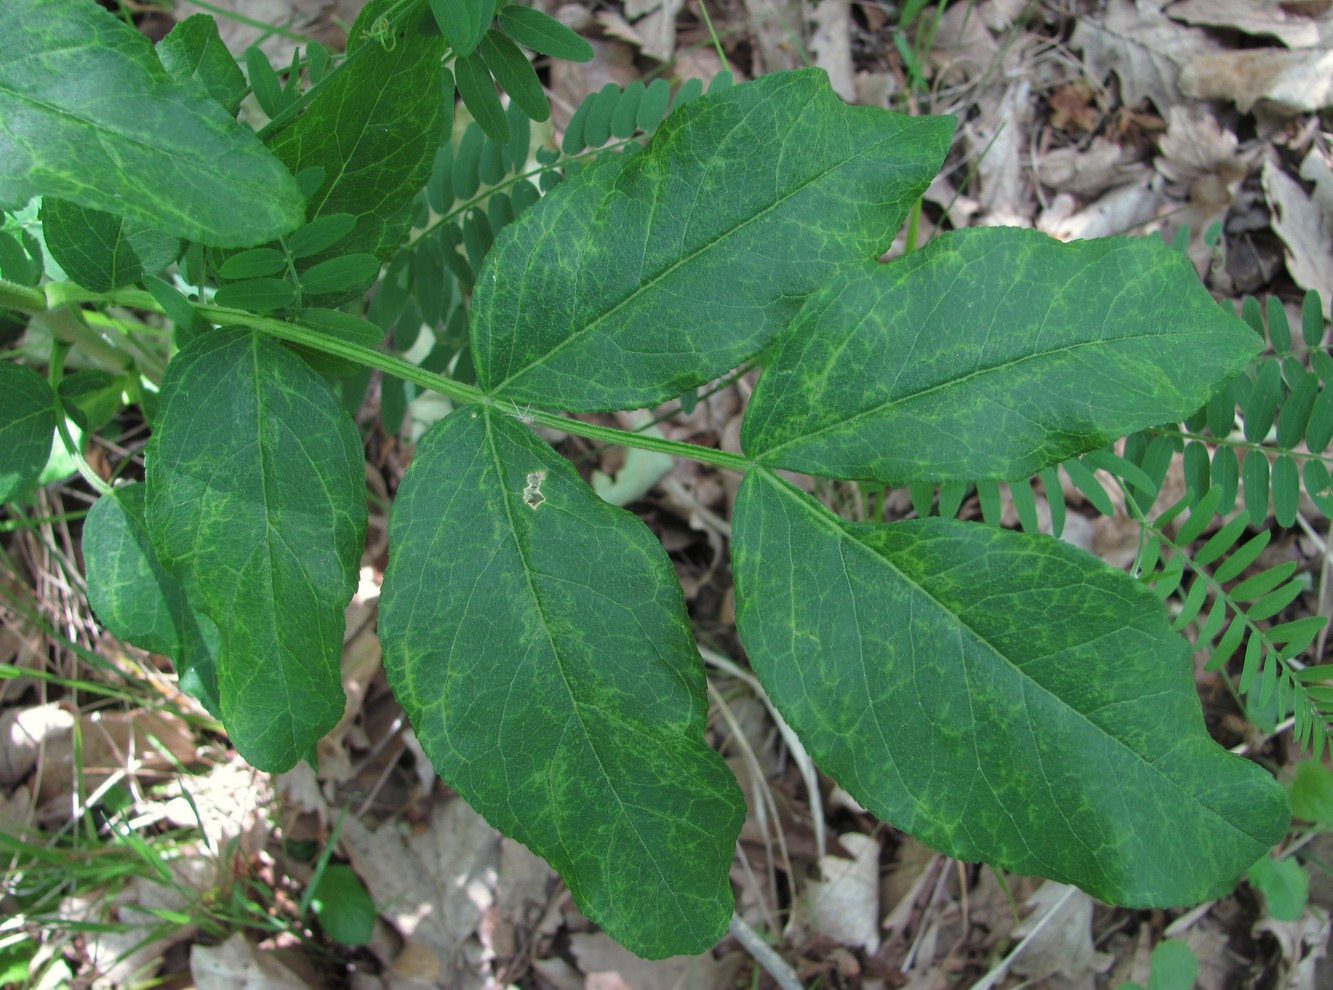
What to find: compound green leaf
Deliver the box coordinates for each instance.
[472,68,953,411]
[743,227,1261,484]
[0,362,57,503]
[732,468,1289,905]
[83,483,220,716]
[265,0,446,296]
[497,4,594,62]
[156,14,247,115]
[379,406,745,959]
[145,329,367,771]
[0,0,303,247]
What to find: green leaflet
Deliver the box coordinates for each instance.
[472,68,953,411]
[156,14,247,115]
[732,469,1288,905]
[264,0,446,295]
[743,227,1261,484]
[145,329,366,771]
[83,483,220,716]
[379,407,745,959]
[41,198,179,292]
[0,362,57,503]
[0,0,303,247]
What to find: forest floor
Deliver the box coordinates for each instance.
[2,1,1333,988]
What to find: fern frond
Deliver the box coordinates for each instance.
[1135,492,1330,756]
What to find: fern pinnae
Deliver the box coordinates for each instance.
[1129,489,1330,756]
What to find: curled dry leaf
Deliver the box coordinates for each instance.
[1168,0,1329,48]
[1008,881,1111,983]
[626,0,685,62]
[1179,48,1333,113]
[1038,183,1166,241]
[809,832,882,954]
[1035,137,1150,197]
[0,702,73,788]
[1263,157,1333,302]
[808,0,854,102]
[967,79,1034,225]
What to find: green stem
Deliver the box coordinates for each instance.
[79,285,755,474]
[0,277,46,314]
[205,305,752,472]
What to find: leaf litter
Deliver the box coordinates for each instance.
[6,0,1333,987]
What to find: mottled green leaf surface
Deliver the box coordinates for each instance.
[0,362,57,503]
[732,469,1288,904]
[156,14,247,115]
[379,407,745,958]
[0,0,303,246]
[744,228,1261,484]
[83,483,220,715]
[471,68,953,410]
[42,198,179,292]
[265,0,446,288]
[145,329,366,770]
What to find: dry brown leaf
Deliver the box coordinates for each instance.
[1156,105,1249,187]
[1156,105,1253,265]
[193,933,317,990]
[0,703,73,787]
[743,0,807,76]
[1263,157,1333,301]
[1071,0,1219,110]
[1180,48,1333,113]
[1049,81,1100,132]
[808,0,855,102]
[969,79,1034,225]
[808,832,882,953]
[1037,182,1166,241]
[1008,882,1112,984]
[161,761,273,857]
[570,931,732,990]
[548,38,639,132]
[1035,137,1150,197]
[1168,0,1329,48]
[340,798,500,990]
[621,0,684,62]
[930,1,1001,83]
[1300,145,1333,218]
[1254,912,1332,990]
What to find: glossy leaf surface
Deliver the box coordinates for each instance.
[733,469,1288,904]
[83,483,220,715]
[744,228,1260,483]
[146,329,366,770]
[471,68,953,410]
[0,362,56,502]
[265,0,446,283]
[379,407,745,958]
[0,0,303,246]
[42,198,179,292]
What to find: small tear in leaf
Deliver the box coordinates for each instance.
[523,470,546,510]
